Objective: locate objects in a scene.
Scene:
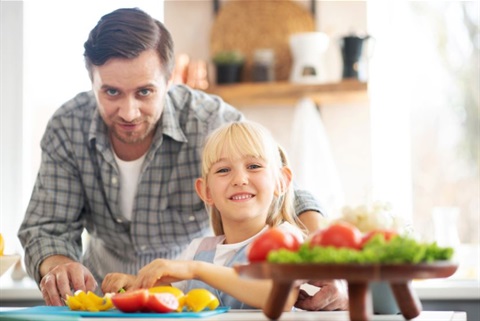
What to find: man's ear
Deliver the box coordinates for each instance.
[275,166,293,196]
[195,178,214,205]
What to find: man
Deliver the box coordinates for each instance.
[18,8,347,310]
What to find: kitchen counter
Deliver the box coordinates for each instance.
[0,308,467,321]
[1,277,478,303]
[412,279,480,300]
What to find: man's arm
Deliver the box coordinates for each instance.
[18,115,86,284]
[293,187,328,234]
[298,210,329,235]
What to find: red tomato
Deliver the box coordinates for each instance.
[247,227,301,262]
[145,293,179,313]
[112,289,149,313]
[360,229,398,248]
[309,222,362,250]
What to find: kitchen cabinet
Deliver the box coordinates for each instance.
[205,79,368,107]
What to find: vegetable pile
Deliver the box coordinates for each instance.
[247,223,454,265]
[65,286,219,314]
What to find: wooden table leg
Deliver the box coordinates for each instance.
[390,281,422,320]
[263,281,293,320]
[347,281,372,321]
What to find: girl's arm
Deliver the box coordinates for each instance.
[194,261,298,311]
[132,259,298,311]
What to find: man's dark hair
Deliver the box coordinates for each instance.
[84,8,174,80]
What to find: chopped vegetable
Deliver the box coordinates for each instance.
[184,288,219,312]
[65,290,114,312]
[149,286,185,312]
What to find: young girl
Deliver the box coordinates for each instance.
[102,121,306,310]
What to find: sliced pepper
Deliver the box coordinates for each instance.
[65,290,114,312]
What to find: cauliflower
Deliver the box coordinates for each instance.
[339,201,410,234]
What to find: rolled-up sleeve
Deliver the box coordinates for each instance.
[293,188,326,217]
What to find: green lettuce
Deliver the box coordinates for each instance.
[268,235,454,264]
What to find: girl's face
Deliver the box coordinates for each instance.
[202,153,278,227]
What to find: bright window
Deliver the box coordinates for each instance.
[368,2,479,278]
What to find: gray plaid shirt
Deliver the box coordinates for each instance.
[18,84,322,286]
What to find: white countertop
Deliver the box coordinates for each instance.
[412,279,480,300]
[0,276,479,302]
[0,308,468,321]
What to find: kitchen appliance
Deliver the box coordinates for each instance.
[340,34,372,81]
[289,32,329,84]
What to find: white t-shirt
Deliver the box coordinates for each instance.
[113,152,146,221]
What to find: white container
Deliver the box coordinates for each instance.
[289,32,329,84]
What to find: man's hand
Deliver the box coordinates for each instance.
[295,280,349,311]
[39,255,97,306]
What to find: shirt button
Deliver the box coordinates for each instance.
[140,245,147,251]
[189,216,195,222]
[111,177,118,185]
[116,218,123,223]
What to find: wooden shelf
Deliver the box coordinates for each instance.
[205,79,368,107]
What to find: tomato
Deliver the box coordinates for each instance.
[111,289,149,313]
[145,293,179,313]
[149,286,185,312]
[309,222,362,250]
[247,227,301,262]
[360,229,398,248]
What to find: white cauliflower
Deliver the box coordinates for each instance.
[339,201,411,234]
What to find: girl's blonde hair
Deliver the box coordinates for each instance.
[199,121,305,236]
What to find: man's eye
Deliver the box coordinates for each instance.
[138,89,151,97]
[106,89,119,96]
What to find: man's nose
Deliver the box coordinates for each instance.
[118,97,141,122]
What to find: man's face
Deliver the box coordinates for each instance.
[92,49,169,146]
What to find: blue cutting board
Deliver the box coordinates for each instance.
[0,306,230,318]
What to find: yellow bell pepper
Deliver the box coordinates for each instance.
[65,290,114,312]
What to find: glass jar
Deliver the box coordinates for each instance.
[252,49,275,82]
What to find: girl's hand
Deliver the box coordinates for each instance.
[101,273,136,294]
[132,259,196,290]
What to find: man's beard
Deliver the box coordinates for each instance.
[110,119,156,144]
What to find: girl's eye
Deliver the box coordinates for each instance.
[138,88,152,97]
[106,88,119,96]
[248,164,262,170]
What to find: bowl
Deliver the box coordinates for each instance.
[0,254,21,277]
